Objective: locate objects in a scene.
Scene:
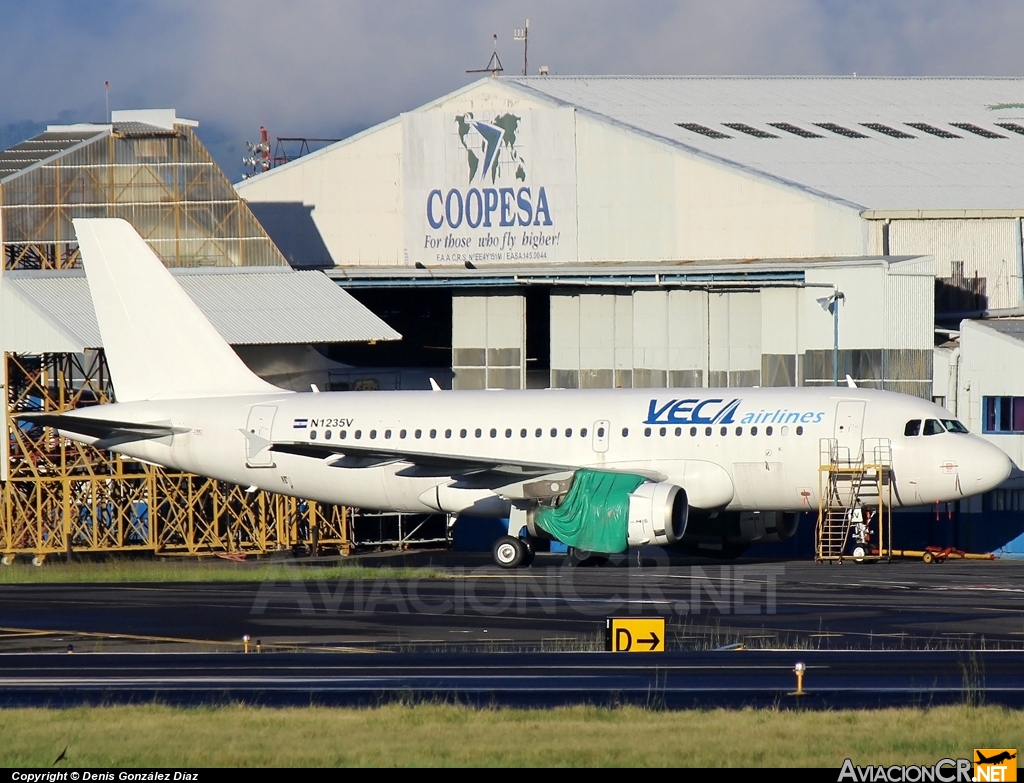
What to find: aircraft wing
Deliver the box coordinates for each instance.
[271,440,668,501]
[13,412,189,449]
[271,440,572,478]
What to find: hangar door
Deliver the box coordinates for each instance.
[452,294,526,389]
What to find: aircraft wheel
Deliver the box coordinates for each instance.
[0,554,12,566]
[922,551,935,564]
[851,545,868,562]
[492,536,527,568]
[31,555,45,567]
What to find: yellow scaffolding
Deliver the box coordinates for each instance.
[815,437,893,562]
[1,351,350,562]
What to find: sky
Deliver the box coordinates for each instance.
[4,0,1024,179]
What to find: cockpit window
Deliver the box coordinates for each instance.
[923,419,944,436]
[942,419,969,433]
[904,419,921,437]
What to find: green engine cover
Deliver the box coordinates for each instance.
[533,469,647,554]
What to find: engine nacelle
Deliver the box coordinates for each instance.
[626,482,688,547]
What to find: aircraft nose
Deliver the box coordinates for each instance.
[970,439,1013,494]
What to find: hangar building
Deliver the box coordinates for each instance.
[236,76,1024,554]
[236,76,1024,396]
[0,109,403,561]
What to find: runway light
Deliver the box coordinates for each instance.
[793,661,806,695]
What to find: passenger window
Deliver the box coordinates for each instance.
[325,430,332,440]
[399,430,406,439]
[536,428,543,437]
[796,426,803,436]
[923,419,944,436]
[644,427,652,437]
[520,429,527,438]
[341,430,347,440]
[430,429,437,438]
[355,430,362,439]
[415,429,422,439]
[766,426,773,436]
[310,430,317,440]
[735,427,743,436]
[384,430,392,439]
[444,429,452,439]
[550,428,558,437]
[690,427,696,436]
[581,428,588,437]
[781,426,789,436]
[461,429,468,438]
[565,428,572,437]
[904,419,921,437]
[705,427,712,436]
[720,426,727,436]
[751,426,758,436]
[622,427,629,437]
[659,427,666,437]
[675,427,681,436]
[505,428,512,438]
[597,427,605,437]
[474,428,481,438]
[490,428,497,438]
[943,419,969,433]
[370,430,377,439]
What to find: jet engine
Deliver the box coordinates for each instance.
[625,481,688,547]
[525,473,688,553]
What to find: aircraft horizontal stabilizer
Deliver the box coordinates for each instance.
[14,412,190,449]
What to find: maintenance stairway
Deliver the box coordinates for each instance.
[815,437,893,562]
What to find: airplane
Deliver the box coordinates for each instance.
[976,752,1017,765]
[18,219,1014,568]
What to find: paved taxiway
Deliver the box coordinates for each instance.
[0,649,1016,708]
[1,554,1023,653]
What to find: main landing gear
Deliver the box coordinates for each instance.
[492,535,535,568]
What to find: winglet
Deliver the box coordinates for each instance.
[429,377,442,391]
[845,374,858,388]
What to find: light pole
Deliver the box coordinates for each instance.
[817,289,846,386]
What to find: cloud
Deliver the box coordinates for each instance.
[2,0,1024,177]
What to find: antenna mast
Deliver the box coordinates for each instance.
[467,34,504,77]
[513,19,529,76]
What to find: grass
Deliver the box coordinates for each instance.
[0,704,1022,766]
[0,557,447,584]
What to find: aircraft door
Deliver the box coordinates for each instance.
[834,400,866,463]
[592,420,610,453]
[245,405,277,467]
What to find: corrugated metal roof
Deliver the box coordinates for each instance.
[502,76,1024,211]
[0,268,399,353]
[976,318,1024,344]
[0,131,104,182]
[111,121,180,138]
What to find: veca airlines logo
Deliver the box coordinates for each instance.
[644,398,827,426]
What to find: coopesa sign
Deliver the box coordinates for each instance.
[426,186,552,229]
[402,105,576,264]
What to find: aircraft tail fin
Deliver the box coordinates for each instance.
[74,218,280,401]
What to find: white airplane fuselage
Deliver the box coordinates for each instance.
[48,219,1016,561]
[63,385,1011,518]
